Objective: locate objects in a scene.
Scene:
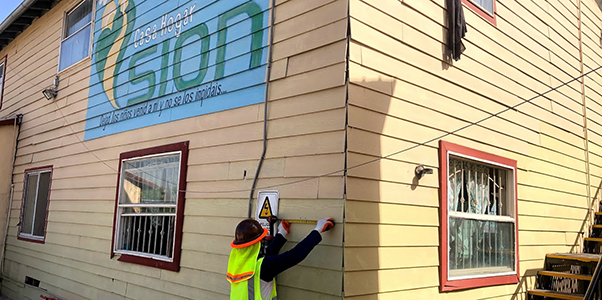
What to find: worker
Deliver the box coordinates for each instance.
[226,217,335,300]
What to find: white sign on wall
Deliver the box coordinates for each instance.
[256,190,279,229]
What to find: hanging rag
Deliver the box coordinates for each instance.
[447,0,467,61]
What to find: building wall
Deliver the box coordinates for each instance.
[0,0,347,299]
[582,0,602,233]
[0,124,18,272]
[345,0,596,298]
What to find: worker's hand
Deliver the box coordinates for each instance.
[314,217,335,233]
[278,220,290,237]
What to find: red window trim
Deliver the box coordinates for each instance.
[110,141,189,272]
[0,115,21,127]
[462,0,497,26]
[0,55,6,110]
[439,141,519,292]
[17,165,54,244]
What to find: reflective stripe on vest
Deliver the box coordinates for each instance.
[228,246,277,299]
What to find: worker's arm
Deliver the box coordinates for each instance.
[265,233,287,256]
[260,230,322,282]
[265,220,290,256]
[260,217,334,282]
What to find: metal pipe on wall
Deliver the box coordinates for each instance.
[248,0,277,218]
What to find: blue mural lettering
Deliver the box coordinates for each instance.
[84,0,269,140]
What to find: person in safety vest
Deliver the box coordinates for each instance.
[226,217,335,300]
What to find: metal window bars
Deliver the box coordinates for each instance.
[448,157,516,278]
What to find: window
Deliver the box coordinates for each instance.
[0,56,6,109]
[59,0,93,71]
[439,141,518,291]
[463,0,496,25]
[18,166,53,243]
[111,142,189,271]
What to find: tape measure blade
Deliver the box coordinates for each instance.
[286,219,317,224]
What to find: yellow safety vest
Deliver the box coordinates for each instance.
[227,243,277,300]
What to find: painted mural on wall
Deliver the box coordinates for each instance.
[84,0,269,140]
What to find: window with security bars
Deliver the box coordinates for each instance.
[447,157,516,278]
[112,142,189,271]
[59,0,93,71]
[19,167,53,243]
[439,141,518,291]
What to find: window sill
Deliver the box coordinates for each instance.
[462,0,497,26]
[116,253,180,272]
[441,274,519,292]
[17,235,45,244]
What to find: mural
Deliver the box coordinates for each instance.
[84,0,270,140]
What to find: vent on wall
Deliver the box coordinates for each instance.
[25,276,40,287]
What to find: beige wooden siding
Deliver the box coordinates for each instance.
[0,0,347,299]
[0,124,18,273]
[346,0,593,298]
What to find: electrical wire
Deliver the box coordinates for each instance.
[5,48,602,195]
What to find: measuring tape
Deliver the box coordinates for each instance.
[284,219,317,224]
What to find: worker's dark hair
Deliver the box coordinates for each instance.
[234,219,263,243]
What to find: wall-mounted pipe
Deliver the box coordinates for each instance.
[248,0,277,218]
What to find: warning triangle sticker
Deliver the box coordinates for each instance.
[259,197,273,219]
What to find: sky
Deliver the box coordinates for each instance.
[0,0,25,24]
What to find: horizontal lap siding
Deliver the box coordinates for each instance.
[0,0,347,298]
[346,0,590,298]
[582,0,602,226]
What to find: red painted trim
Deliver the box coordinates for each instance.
[0,55,6,110]
[111,141,189,272]
[17,165,53,244]
[439,141,519,292]
[0,115,20,127]
[462,0,497,26]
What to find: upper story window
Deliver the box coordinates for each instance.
[18,166,53,243]
[59,0,93,71]
[439,141,518,291]
[463,0,496,25]
[111,142,189,271]
[0,56,5,109]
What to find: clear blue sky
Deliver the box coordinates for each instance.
[0,0,25,24]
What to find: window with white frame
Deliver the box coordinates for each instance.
[19,167,53,242]
[469,0,494,15]
[447,156,516,278]
[439,141,518,291]
[59,0,93,71]
[112,142,188,271]
[0,57,5,108]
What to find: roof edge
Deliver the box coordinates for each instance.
[0,0,39,35]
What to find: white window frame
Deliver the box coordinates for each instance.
[467,0,495,16]
[447,152,517,281]
[0,56,6,109]
[58,0,95,73]
[113,151,182,262]
[18,167,53,242]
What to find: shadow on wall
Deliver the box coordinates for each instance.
[345,76,392,299]
[509,269,540,300]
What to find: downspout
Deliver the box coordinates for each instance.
[248,0,276,218]
[578,0,592,250]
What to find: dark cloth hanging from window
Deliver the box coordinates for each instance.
[447,0,467,61]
